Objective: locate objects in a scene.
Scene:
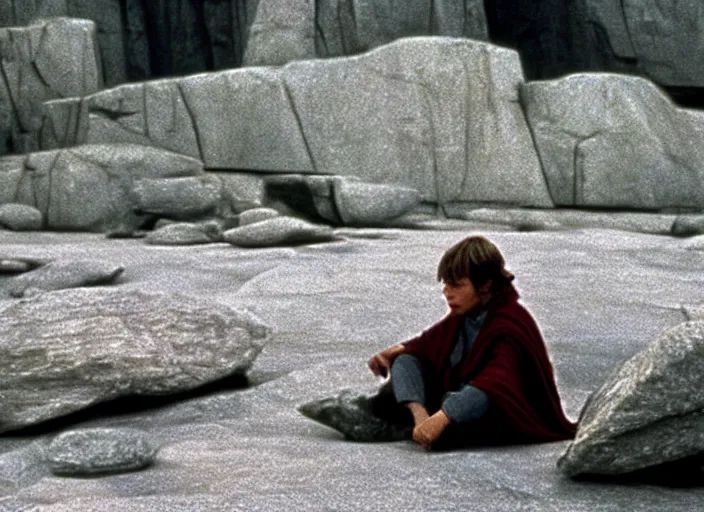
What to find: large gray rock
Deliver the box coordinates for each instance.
[133,175,222,220]
[0,203,43,231]
[282,38,551,207]
[4,259,124,298]
[333,178,421,226]
[244,0,315,66]
[47,428,158,476]
[223,216,336,248]
[558,321,704,476]
[0,18,102,156]
[1,144,204,232]
[0,287,269,432]
[522,73,704,210]
[40,38,551,209]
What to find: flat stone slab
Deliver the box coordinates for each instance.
[3,259,124,298]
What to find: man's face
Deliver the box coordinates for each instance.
[441,278,482,315]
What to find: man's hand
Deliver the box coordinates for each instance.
[367,344,405,377]
[412,410,451,448]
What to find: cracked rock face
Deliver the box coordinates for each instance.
[0,287,269,433]
[0,144,205,232]
[47,428,158,476]
[0,18,102,156]
[588,0,704,88]
[522,73,704,210]
[43,37,551,209]
[559,321,704,476]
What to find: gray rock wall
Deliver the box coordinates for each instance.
[0,18,102,155]
[39,37,552,209]
[0,0,260,86]
[589,0,704,88]
[3,0,704,107]
[522,73,704,211]
[0,144,205,231]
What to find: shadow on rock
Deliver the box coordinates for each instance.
[571,454,704,488]
[0,373,250,438]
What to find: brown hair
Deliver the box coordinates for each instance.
[436,236,514,291]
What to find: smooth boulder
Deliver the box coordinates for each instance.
[0,203,43,231]
[333,178,421,226]
[4,259,124,298]
[133,175,222,220]
[47,428,158,476]
[223,217,337,248]
[144,222,223,246]
[238,207,281,226]
[0,288,269,432]
[558,321,704,476]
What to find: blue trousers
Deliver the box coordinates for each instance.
[390,353,490,424]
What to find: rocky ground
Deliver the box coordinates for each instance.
[0,221,703,511]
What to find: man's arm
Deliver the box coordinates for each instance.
[367,343,405,377]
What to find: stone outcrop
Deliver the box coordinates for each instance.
[0,0,259,86]
[558,321,704,476]
[0,203,43,231]
[0,18,102,156]
[4,259,124,298]
[47,428,158,476]
[261,0,489,61]
[586,1,704,90]
[41,38,552,209]
[522,73,704,211]
[0,287,269,433]
[133,176,222,220]
[0,144,205,231]
[223,216,336,247]
[332,178,421,226]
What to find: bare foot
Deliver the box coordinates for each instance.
[412,410,451,448]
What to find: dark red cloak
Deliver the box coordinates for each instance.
[401,285,577,443]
